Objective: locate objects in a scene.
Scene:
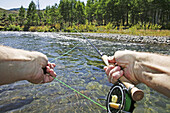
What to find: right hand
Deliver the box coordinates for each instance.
[104,50,170,98]
[104,50,141,85]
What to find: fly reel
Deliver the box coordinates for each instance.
[106,81,135,113]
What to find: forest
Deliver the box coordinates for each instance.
[0,0,170,36]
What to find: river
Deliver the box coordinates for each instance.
[0,31,169,113]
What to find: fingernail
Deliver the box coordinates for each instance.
[104,66,107,70]
[120,70,124,76]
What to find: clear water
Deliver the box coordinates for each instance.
[0,31,169,113]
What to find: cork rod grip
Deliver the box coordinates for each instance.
[102,55,144,101]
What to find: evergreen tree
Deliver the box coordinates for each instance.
[8,14,14,24]
[44,6,51,25]
[59,0,70,23]
[95,0,106,25]
[26,1,37,26]
[75,1,85,24]
[1,0,170,31]
[19,6,25,26]
[85,0,96,24]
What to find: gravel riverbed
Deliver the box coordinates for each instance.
[59,32,170,45]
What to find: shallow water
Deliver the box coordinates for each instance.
[0,31,170,113]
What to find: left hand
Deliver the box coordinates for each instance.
[0,46,57,85]
[28,62,57,84]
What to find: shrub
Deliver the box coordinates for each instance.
[96,26,106,32]
[29,26,36,32]
[29,26,50,32]
[4,24,22,31]
[55,23,61,31]
[149,24,162,30]
[105,22,113,30]
[0,26,4,30]
[88,23,96,32]
[65,26,74,32]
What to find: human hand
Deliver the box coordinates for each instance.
[0,46,57,85]
[26,52,57,84]
[103,50,140,85]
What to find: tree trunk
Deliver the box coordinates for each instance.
[126,11,128,26]
[155,9,158,24]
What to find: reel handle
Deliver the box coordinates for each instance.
[102,55,144,101]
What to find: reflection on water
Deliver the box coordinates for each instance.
[0,31,170,113]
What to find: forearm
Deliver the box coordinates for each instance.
[0,46,47,85]
[134,52,170,97]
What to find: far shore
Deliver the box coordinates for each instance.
[0,31,170,45]
[59,32,170,45]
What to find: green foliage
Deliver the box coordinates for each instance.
[7,14,14,24]
[29,26,50,32]
[55,23,61,31]
[0,0,169,32]
[149,24,162,30]
[0,26,4,30]
[19,6,25,26]
[129,23,162,31]
[26,1,37,26]
[105,22,113,30]
[4,24,22,31]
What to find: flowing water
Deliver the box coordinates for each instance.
[0,31,169,113]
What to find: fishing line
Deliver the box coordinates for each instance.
[50,43,80,62]
[74,29,103,56]
[48,32,107,110]
[52,76,107,110]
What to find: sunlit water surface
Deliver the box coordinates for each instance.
[0,31,170,113]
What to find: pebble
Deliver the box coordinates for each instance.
[60,32,170,45]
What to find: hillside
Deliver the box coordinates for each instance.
[0,8,19,16]
[9,8,27,11]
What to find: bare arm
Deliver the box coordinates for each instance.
[133,51,170,97]
[0,45,56,85]
[104,50,170,97]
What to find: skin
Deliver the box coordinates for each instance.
[0,45,57,85]
[103,50,170,98]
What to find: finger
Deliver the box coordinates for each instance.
[49,69,57,78]
[105,65,115,75]
[110,70,123,84]
[108,66,121,77]
[108,56,116,63]
[48,63,56,69]
[46,66,51,73]
[105,66,115,82]
[108,66,121,83]
[104,66,108,71]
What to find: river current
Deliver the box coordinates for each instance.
[0,31,169,113]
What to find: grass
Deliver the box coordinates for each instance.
[95,29,170,37]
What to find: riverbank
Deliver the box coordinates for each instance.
[0,31,169,44]
[59,32,170,45]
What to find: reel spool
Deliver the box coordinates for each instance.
[106,81,135,113]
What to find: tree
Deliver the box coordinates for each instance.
[95,0,106,25]
[44,6,52,25]
[59,0,70,23]
[19,6,25,26]
[8,14,14,24]
[75,1,85,24]
[85,0,96,24]
[26,1,37,26]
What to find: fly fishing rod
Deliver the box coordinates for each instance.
[76,30,144,113]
